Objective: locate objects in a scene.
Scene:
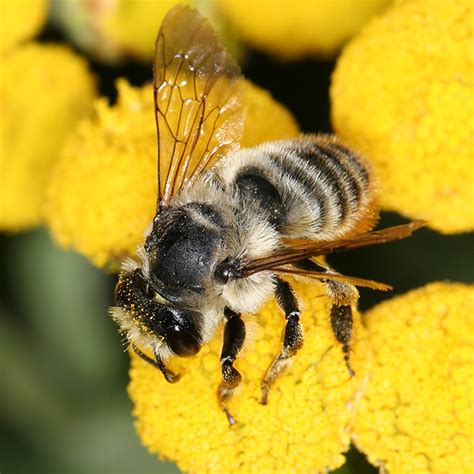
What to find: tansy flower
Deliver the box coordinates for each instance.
[50,0,185,62]
[331,0,474,234]
[45,80,299,268]
[129,281,370,473]
[0,0,48,53]
[352,282,474,473]
[215,0,391,59]
[0,43,96,231]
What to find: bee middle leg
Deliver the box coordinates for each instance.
[218,307,246,425]
[261,277,303,405]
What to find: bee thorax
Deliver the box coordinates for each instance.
[144,202,227,301]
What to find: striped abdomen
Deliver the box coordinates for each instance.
[218,135,379,240]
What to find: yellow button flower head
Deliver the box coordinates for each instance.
[1,0,48,53]
[331,0,474,234]
[0,43,96,231]
[352,282,474,473]
[240,83,300,148]
[51,0,183,62]
[129,281,370,473]
[101,0,191,61]
[45,80,299,268]
[216,0,390,59]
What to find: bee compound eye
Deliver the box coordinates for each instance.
[167,325,201,357]
[214,263,230,284]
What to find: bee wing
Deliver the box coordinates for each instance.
[239,220,427,282]
[154,5,246,210]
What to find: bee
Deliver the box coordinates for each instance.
[110,5,424,424]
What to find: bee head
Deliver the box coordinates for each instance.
[114,268,202,357]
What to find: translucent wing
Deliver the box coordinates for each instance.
[154,5,246,210]
[239,220,427,279]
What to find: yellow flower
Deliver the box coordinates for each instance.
[352,282,474,473]
[101,0,190,61]
[331,0,474,234]
[215,0,390,59]
[45,80,299,268]
[129,281,370,473]
[240,83,300,148]
[0,43,96,231]
[1,0,48,53]
[51,0,185,62]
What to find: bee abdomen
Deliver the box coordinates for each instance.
[273,136,377,238]
[235,169,286,227]
[221,135,378,240]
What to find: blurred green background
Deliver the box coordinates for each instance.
[1,12,473,474]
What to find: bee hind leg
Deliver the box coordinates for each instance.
[293,259,358,377]
[218,307,246,426]
[261,278,303,405]
[325,280,358,377]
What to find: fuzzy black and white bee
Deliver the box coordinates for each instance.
[110,5,423,423]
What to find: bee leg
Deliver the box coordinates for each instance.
[293,259,358,376]
[261,278,303,405]
[131,344,180,383]
[218,307,246,426]
[329,303,355,376]
[324,280,358,377]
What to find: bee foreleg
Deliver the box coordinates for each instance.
[324,279,358,377]
[261,278,303,405]
[131,344,180,383]
[218,307,246,425]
